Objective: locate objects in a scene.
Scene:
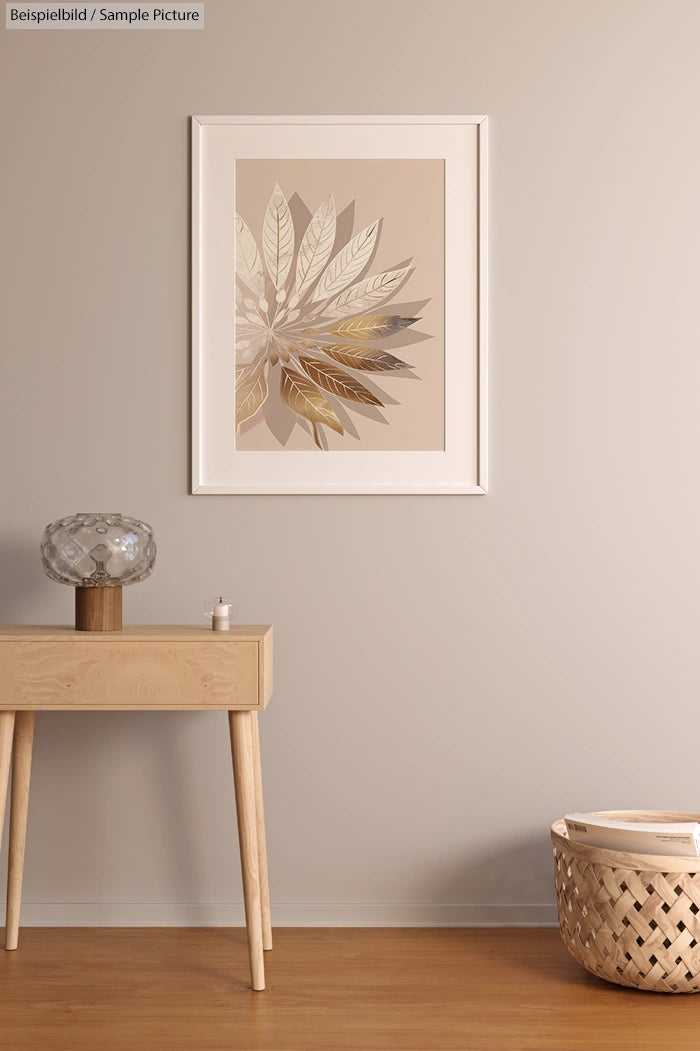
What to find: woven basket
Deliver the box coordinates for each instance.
[552,811,700,993]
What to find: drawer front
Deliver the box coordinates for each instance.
[0,639,261,710]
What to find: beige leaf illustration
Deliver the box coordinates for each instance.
[311,423,324,449]
[235,363,268,432]
[321,344,413,372]
[293,195,336,300]
[325,266,411,318]
[262,183,294,290]
[327,315,419,341]
[298,356,383,406]
[280,365,344,437]
[311,220,379,304]
[233,182,430,448]
[235,214,266,298]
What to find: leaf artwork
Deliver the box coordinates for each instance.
[280,365,343,448]
[325,266,411,317]
[262,184,294,291]
[292,194,336,302]
[234,184,428,448]
[310,220,379,304]
[235,363,268,430]
[321,344,413,372]
[235,215,266,299]
[327,315,419,341]
[298,356,382,406]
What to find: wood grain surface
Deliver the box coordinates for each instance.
[5,711,34,950]
[0,626,272,638]
[0,927,697,1050]
[75,586,122,632]
[0,711,14,851]
[0,626,273,710]
[229,710,265,990]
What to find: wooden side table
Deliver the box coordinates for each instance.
[0,624,273,991]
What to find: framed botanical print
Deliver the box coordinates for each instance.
[192,115,487,493]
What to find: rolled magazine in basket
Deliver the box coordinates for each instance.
[564,813,700,857]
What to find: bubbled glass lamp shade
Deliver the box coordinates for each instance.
[41,513,156,630]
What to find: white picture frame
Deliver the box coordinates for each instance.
[191,115,488,494]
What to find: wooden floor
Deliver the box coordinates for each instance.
[1,927,698,1050]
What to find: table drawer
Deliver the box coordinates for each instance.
[0,638,261,710]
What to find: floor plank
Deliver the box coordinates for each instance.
[1,927,698,1050]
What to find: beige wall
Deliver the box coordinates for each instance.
[2,0,699,926]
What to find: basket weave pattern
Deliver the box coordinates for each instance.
[553,838,700,993]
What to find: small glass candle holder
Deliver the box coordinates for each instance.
[203,596,234,631]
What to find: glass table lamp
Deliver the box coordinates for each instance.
[40,513,156,630]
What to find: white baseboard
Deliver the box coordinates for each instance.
[2,902,558,927]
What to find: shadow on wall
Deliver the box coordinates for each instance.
[0,537,47,622]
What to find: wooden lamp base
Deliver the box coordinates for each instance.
[75,586,123,631]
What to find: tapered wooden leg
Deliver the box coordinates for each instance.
[251,711,272,951]
[0,710,16,948]
[0,713,15,834]
[6,712,35,950]
[229,710,265,991]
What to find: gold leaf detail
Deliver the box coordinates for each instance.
[298,356,383,406]
[327,316,419,341]
[279,366,344,438]
[235,364,268,432]
[321,344,413,372]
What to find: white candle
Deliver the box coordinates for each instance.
[212,597,229,631]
